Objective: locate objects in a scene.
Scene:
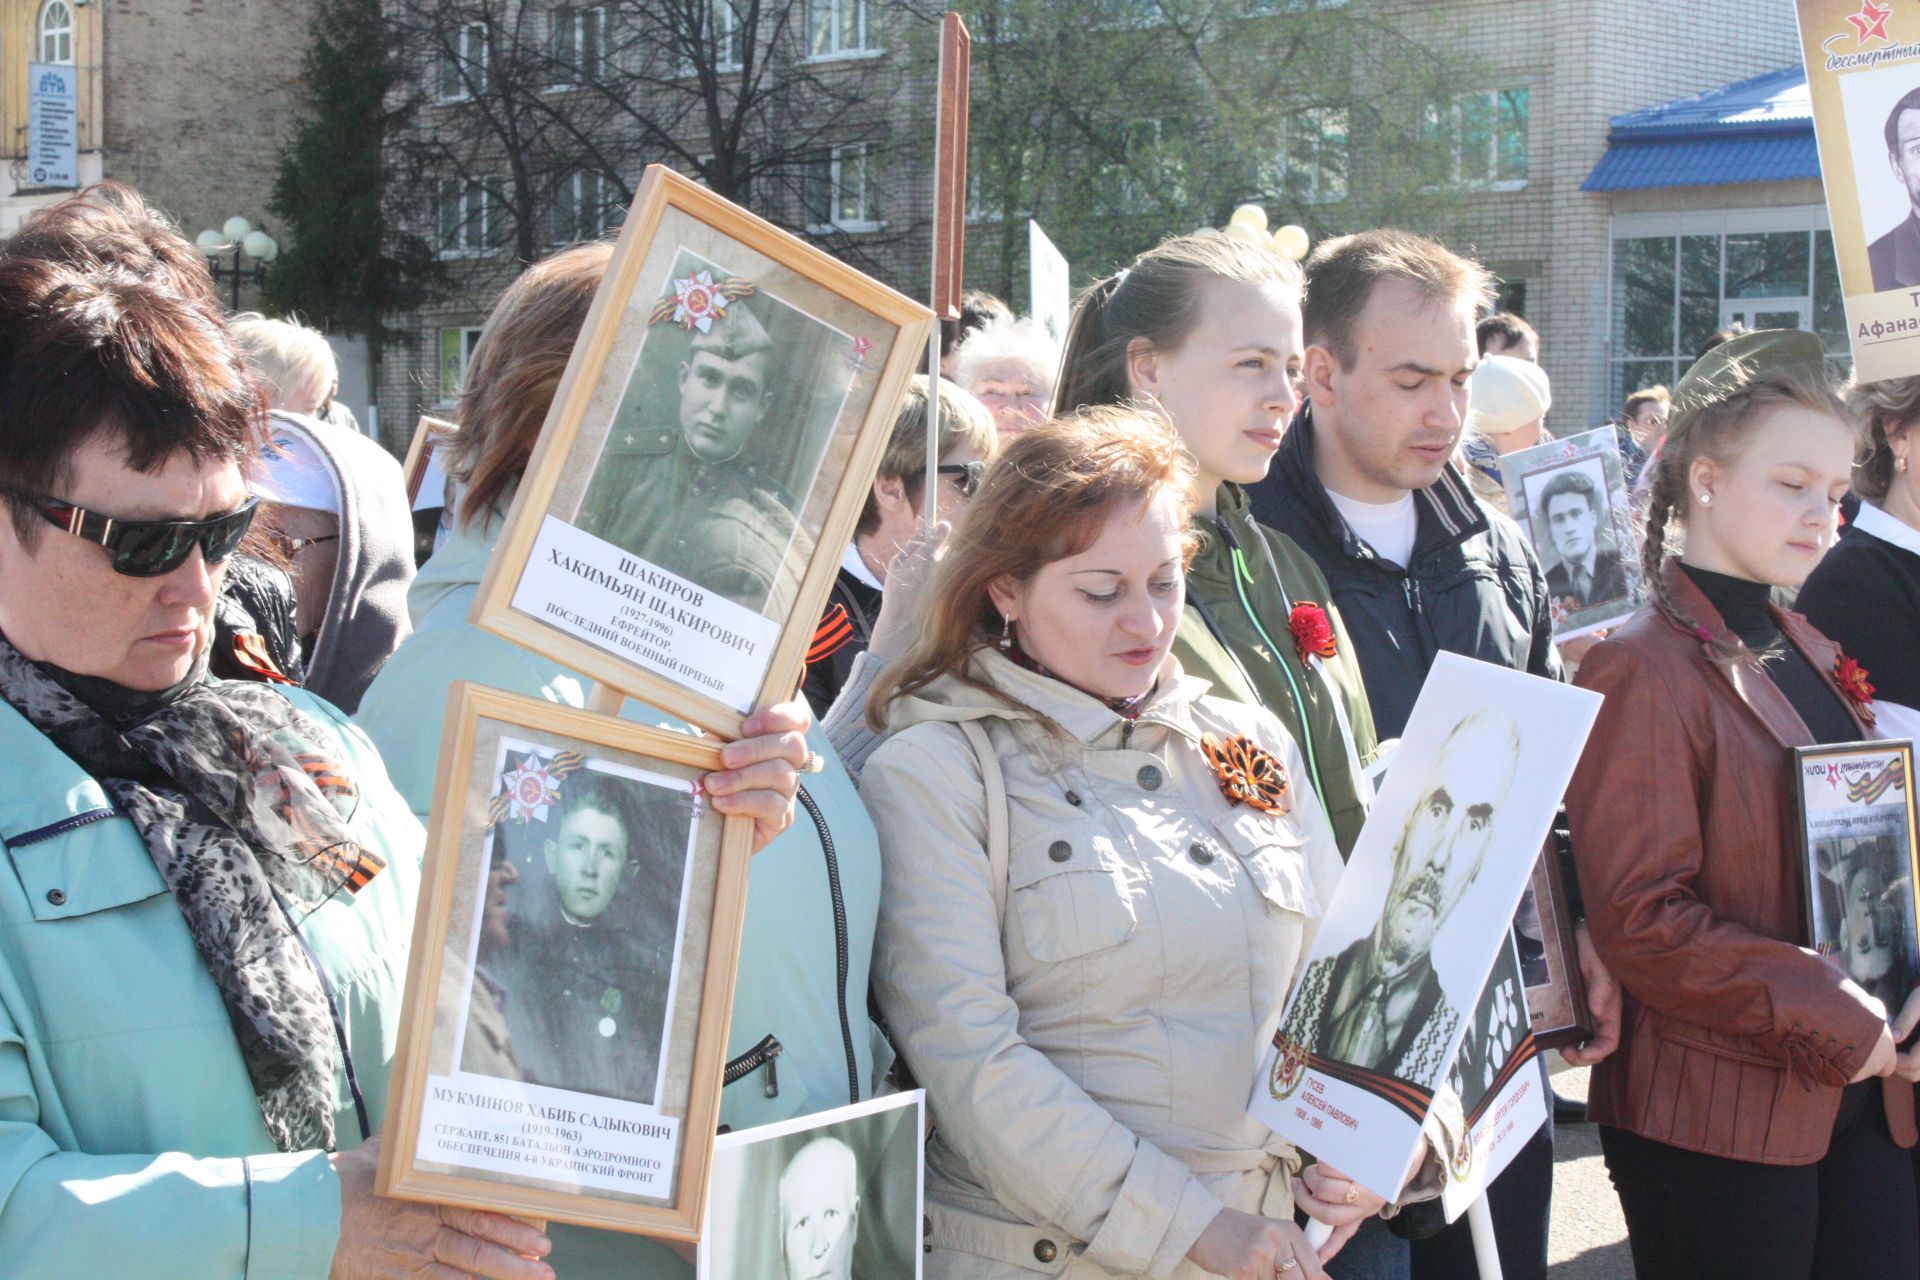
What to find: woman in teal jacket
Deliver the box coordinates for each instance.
[0,186,809,1280]
[355,243,885,1274]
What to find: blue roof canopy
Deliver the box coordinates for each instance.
[1583,66,1820,193]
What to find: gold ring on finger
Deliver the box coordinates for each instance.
[1344,1184,1358,1204]
[1278,1257,1299,1274]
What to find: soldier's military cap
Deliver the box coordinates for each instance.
[689,300,773,362]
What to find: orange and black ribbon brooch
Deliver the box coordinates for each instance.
[1201,733,1291,816]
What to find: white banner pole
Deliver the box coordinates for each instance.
[1468,1193,1504,1280]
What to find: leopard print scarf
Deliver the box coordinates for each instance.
[0,637,386,1152]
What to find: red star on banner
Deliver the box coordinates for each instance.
[1850,0,1892,43]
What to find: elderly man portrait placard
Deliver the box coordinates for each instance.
[699,1093,925,1280]
[1251,653,1600,1200]
[1500,426,1643,640]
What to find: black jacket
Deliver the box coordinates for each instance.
[1246,405,1562,738]
[801,566,884,719]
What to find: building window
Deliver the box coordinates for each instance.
[438,177,502,255]
[549,5,607,84]
[804,145,880,233]
[806,0,871,59]
[440,22,490,101]
[551,171,620,243]
[438,326,485,404]
[1608,212,1846,414]
[680,2,744,75]
[1424,88,1528,190]
[38,1,74,64]
[1268,106,1348,205]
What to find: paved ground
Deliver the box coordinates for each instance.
[1546,1066,1634,1278]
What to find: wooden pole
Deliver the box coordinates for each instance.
[923,11,970,530]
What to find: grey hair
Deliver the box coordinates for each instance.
[952,315,1061,397]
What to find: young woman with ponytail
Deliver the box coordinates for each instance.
[1054,232,1379,855]
[1564,330,1920,1279]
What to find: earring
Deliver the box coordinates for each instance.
[1900,455,1910,474]
[1698,492,1712,506]
[999,615,1016,651]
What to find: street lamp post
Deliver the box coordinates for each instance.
[196,216,279,311]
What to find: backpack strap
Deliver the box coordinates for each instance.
[956,718,1010,921]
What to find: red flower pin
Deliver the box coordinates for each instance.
[1288,602,1338,666]
[1835,654,1878,724]
[1201,733,1291,816]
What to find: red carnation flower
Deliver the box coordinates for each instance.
[1289,601,1337,666]
[1835,654,1878,724]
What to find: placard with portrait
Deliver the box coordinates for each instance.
[1795,738,1920,1021]
[472,166,933,737]
[1500,426,1644,641]
[1249,653,1601,1201]
[379,683,753,1238]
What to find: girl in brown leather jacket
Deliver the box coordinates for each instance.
[1565,331,1920,1279]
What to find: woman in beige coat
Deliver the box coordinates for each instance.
[862,408,1381,1280]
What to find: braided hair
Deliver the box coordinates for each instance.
[1639,363,1849,661]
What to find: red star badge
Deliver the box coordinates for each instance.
[1849,0,1892,43]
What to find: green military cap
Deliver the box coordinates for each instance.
[690,299,773,362]
[1669,329,1831,441]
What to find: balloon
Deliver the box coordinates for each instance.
[1226,221,1266,246]
[1272,224,1311,260]
[1230,203,1269,233]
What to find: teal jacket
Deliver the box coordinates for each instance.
[0,685,421,1279]
[355,494,885,1274]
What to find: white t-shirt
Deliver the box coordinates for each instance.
[1326,489,1417,568]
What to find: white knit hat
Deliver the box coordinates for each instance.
[1465,354,1551,437]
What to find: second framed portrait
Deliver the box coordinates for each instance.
[473,166,933,737]
[378,683,754,1238]
[1499,427,1644,641]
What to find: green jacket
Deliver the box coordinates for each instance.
[356,489,884,1275]
[0,685,420,1279]
[1174,483,1379,854]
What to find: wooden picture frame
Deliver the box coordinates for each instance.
[1519,835,1592,1051]
[1794,739,1920,1023]
[403,413,459,511]
[471,165,933,737]
[378,682,754,1239]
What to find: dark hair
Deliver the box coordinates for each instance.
[0,181,219,307]
[1476,312,1535,356]
[0,189,263,545]
[1844,374,1920,503]
[940,290,1012,358]
[1303,230,1494,370]
[1535,469,1601,527]
[1886,87,1920,154]
[447,241,613,528]
[1623,385,1670,421]
[1053,230,1299,416]
[553,770,639,850]
[1695,324,1747,365]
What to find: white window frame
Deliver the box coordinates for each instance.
[1423,88,1529,193]
[548,5,608,87]
[437,176,501,257]
[38,1,74,64]
[1268,105,1349,205]
[804,144,882,234]
[550,170,619,243]
[438,325,486,406]
[678,1,744,76]
[804,0,877,61]
[440,22,490,102]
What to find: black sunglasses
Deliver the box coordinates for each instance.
[934,460,986,498]
[12,490,261,577]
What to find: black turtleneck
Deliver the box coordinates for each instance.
[1680,563,1857,745]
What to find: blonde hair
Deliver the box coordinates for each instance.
[856,375,998,537]
[867,403,1200,728]
[445,241,613,527]
[229,312,337,413]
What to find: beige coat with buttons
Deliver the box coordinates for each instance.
[863,648,1345,1278]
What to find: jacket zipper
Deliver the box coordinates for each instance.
[723,1033,782,1098]
[1214,518,1327,801]
[796,783,861,1106]
[5,806,123,850]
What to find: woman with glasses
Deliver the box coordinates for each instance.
[803,374,997,716]
[0,187,807,1279]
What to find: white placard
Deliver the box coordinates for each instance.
[1250,653,1600,1200]
[28,62,77,190]
[511,514,779,713]
[1437,939,1550,1221]
[1028,220,1071,346]
[416,1072,681,1198]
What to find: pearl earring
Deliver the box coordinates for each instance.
[1698,492,1712,506]
[999,615,1016,651]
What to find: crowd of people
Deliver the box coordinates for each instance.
[0,176,1917,1280]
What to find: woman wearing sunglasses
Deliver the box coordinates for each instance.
[803,373,997,716]
[0,189,806,1280]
